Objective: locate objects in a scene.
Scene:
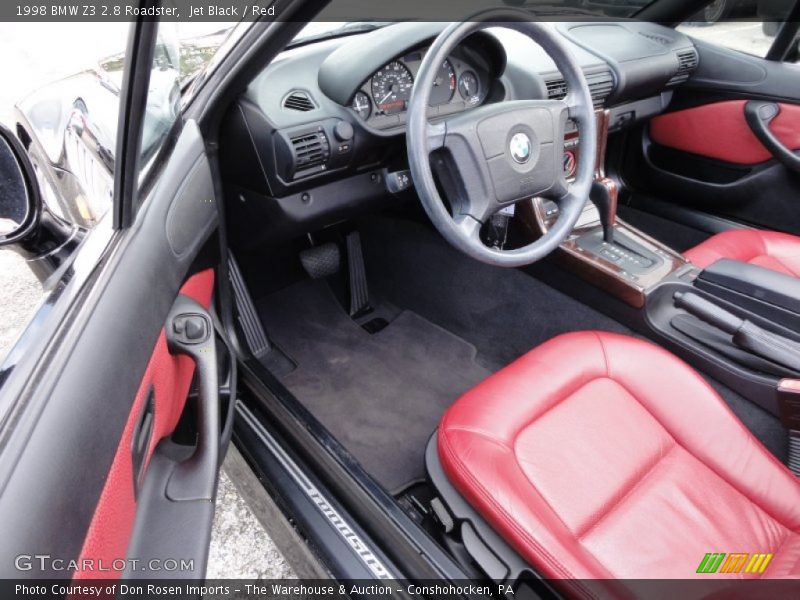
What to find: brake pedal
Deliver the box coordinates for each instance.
[299,242,341,279]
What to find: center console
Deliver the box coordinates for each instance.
[520,110,690,308]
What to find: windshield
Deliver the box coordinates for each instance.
[289,0,657,33]
[291,22,394,46]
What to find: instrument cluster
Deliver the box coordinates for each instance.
[350,47,490,130]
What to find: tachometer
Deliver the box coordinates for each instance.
[430,59,456,106]
[371,61,414,115]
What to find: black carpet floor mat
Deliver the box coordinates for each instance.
[359,217,631,370]
[255,216,787,491]
[258,279,491,492]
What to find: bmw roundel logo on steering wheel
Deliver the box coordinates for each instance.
[509,132,532,164]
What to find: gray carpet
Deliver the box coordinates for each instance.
[258,280,491,492]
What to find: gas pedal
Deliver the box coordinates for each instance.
[347,231,371,318]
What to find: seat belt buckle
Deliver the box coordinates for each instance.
[778,379,800,429]
[778,380,800,477]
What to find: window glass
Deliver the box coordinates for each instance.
[678,1,798,60]
[138,25,182,169]
[0,23,129,359]
[0,19,235,361]
[131,22,236,182]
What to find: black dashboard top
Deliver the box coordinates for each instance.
[231,20,697,198]
[247,20,696,131]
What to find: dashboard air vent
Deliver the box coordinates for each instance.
[283,91,316,112]
[545,78,568,100]
[587,71,614,108]
[668,50,699,86]
[545,72,614,108]
[290,131,329,172]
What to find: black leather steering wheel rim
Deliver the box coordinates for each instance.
[406,10,597,267]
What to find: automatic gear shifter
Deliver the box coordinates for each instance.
[589,177,618,243]
[576,176,662,275]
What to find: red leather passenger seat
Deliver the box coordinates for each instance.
[685,229,800,278]
[438,331,800,580]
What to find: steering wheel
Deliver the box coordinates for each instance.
[407,10,597,267]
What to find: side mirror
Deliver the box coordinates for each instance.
[0,124,40,247]
[0,124,80,284]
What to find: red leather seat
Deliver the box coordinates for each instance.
[685,229,800,278]
[438,331,800,581]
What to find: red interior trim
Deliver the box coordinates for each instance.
[73,269,214,579]
[649,100,800,165]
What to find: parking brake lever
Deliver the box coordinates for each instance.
[165,295,219,502]
[674,291,800,372]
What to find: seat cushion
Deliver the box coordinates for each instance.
[438,331,800,582]
[685,229,800,277]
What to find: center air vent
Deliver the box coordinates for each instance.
[283,91,316,112]
[668,50,699,86]
[587,71,614,108]
[545,71,614,108]
[545,78,568,100]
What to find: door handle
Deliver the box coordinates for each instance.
[165,295,219,501]
[131,388,156,497]
[744,101,800,173]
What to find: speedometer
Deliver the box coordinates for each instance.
[371,61,414,115]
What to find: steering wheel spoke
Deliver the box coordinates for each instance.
[564,91,585,116]
[453,214,483,242]
[427,120,447,150]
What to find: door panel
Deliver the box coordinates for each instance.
[649,100,800,165]
[620,42,800,236]
[0,120,219,578]
[75,269,214,580]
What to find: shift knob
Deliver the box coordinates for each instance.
[590,177,618,244]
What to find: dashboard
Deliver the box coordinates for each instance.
[220,20,700,247]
